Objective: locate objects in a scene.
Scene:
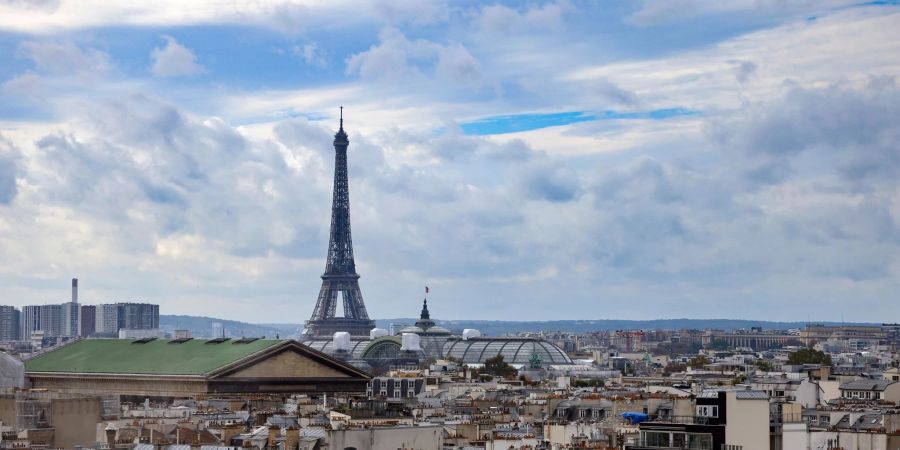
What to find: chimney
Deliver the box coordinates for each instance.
[72,278,78,303]
[104,423,117,449]
[221,424,244,445]
[267,426,279,448]
[285,426,300,450]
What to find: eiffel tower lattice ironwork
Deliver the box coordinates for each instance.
[305,108,376,338]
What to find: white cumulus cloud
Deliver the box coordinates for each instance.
[151,36,204,77]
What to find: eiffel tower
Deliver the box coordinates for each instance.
[305,108,376,338]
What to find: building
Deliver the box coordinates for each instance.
[60,301,79,337]
[838,379,900,404]
[118,328,166,339]
[94,303,119,335]
[38,304,63,337]
[0,390,106,449]
[0,305,20,341]
[611,330,644,352]
[305,111,376,338]
[800,324,886,348]
[368,377,426,399]
[302,299,574,369]
[173,329,192,339]
[212,321,224,338]
[389,323,410,336]
[782,408,900,450]
[627,389,771,450]
[884,367,900,382]
[62,278,80,336]
[20,305,40,340]
[703,329,796,350]
[25,338,371,397]
[92,302,159,335]
[117,302,159,330]
[80,304,96,336]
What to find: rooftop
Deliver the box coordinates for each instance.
[840,379,897,391]
[25,338,281,376]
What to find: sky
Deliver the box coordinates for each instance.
[0,0,899,324]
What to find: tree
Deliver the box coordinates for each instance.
[755,360,773,372]
[482,355,518,378]
[787,348,832,366]
[652,342,702,357]
[572,378,604,388]
[689,355,710,369]
[663,362,687,376]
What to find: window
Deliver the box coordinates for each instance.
[686,433,712,450]
[592,409,600,419]
[725,445,743,450]
[643,431,669,447]
[820,416,830,424]
[579,409,587,419]
[696,405,717,418]
[380,388,387,396]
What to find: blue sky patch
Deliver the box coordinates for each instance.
[460,108,698,135]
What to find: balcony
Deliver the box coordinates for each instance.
[628,438,713,450]
[639,415,717,425]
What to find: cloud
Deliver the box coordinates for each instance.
[592,78,639,106]
[151,36,204,77]
[293,42,328,69]
[712,80,900,184]
[0,0,365,34]
[345,27,436,80]
[475,2,565,34]
[345,27,480,86]
[436,44,480,85]
[517,159,579,202]
[0,135,20,204]
[17,40,110,77]
[626,0,858,26]
[372,0,448,26]
[732,60,757,83]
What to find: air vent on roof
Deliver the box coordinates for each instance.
[169,338,193,344]
[233,337,260,344]
[132,337,157,344]
[206,337,230,344]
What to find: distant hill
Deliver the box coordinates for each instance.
[161,315,875,339]
[160,315,299,339]
[374,318,874,335]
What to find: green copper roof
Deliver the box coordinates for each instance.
[25,338,281,376]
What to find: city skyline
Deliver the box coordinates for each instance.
[1,1,899,323]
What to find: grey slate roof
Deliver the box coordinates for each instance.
[736,390,769,400]
[840,380,896,391]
